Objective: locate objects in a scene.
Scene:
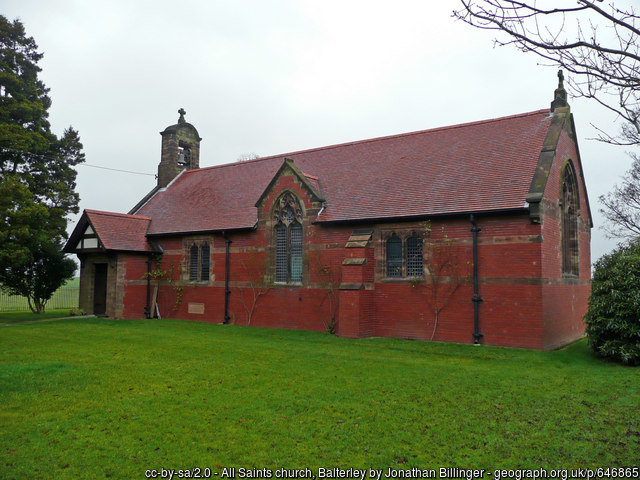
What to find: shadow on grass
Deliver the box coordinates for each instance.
[0,309,75,324]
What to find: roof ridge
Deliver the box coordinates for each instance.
[86,209,152,221]
[183,108,550,175]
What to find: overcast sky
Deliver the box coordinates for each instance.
[4,0,636,263]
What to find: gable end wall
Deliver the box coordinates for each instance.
[539,128,591,349]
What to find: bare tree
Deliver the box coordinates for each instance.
[413,225,468,341]
[453,0,640,145]
[600,154,640,238]
[311,253,341,334]
[235,257,270,325]
[236,152,260,162]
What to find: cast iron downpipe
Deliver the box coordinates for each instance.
[144,256,152,319]
[470,214,483,344]
[223,233,232,324]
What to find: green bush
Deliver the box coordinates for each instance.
[585,240,640,365]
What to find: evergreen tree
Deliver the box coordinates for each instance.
[0,16,84,312]
[585,240,640,366]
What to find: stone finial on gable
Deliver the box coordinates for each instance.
[551,70,569,112]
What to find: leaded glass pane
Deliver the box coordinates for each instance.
[275,224,288,282]
[189,244,198,281]
[290,223,302,283]
[200,243,210,282]
[386,234,403,277]
[406,235,423,277]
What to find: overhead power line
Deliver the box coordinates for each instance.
[1,147,156,177]
[78,163,156,177]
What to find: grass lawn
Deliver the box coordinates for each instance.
[0,278,79,312]
[1,318,639,480]
[0,309,75,325]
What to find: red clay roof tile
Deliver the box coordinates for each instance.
[85,210,153,252]
[135,109,553,235]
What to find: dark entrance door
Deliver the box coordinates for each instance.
[93,264,108,315]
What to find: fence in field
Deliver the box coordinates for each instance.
[0,286,79,312]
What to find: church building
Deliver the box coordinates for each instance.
[65,74,592,350]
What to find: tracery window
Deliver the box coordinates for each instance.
[189,242,210,282]
[561,162,579,276]
[274,192,303,283]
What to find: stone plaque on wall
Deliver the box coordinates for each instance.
[188,303,205,314]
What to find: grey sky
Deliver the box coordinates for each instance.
[4,0,634,263]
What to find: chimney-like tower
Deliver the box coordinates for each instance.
[157,108,202,188]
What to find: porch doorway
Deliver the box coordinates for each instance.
[93,263,108,315]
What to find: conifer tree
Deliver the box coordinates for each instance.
[0,16,84,313]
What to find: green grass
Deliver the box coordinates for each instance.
[0,309,75,324]
[1,319,639,480]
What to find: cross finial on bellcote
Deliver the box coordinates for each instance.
[550,69,569,111]
[178,108,186,124]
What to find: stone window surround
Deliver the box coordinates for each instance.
[182,237,212,284]
[560,160,580,277]
[272,191,304,285]
[378,227,425,281]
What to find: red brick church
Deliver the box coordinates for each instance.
[65,73,592,349]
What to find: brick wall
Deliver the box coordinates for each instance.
[112,135,590,349]
[539,126,591,349]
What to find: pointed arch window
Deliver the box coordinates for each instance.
[561,162,579,276]
[406,233,424,277]
[188,242,210,282]
[189,245,199,281]
[274,192,304,284]
[386,234,403,278]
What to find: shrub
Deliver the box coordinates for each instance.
[585,240,640,365]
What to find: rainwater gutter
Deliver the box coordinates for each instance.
[145,256,152,319]
[470,214,483,344]
[223,232,232,324]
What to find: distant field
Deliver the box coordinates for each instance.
[1,318,639,480]
[0,278,79,312]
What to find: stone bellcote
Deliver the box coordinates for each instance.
[157,108,202,188]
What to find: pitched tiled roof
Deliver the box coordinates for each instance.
[67,210,154,253]
[135,109,553,235]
